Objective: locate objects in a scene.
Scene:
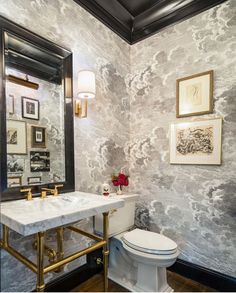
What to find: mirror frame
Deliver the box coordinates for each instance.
[0,16,75,201]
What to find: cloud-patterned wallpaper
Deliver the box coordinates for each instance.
[0,0,130,291]
[0,0,235,291]
[129,0,236,278]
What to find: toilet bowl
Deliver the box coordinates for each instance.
[94,194,179,292]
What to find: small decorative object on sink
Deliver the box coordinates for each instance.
[112,170,129,195]
[102,183,111,196]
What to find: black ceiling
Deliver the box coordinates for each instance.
[74,0,227,44]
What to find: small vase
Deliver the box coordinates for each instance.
[116,185,123,195]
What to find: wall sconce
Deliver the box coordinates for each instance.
[75,70,95,118]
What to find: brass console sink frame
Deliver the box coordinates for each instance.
[0,212,109,292]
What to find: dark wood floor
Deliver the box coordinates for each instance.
[72,270,215,292]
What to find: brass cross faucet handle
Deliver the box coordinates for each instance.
[42,184,63,196]
[20,188,33,201]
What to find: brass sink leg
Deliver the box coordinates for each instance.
[56,227,64,272]
[3,225,9,248]
[36,231,45,292]
[103,212,109,292]
[1,218,110,292]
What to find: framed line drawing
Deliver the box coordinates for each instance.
[7,120,27,154]
[8,176,22,188]
[170,118,222,165]
[28,176,42,185]
[22,96,39,120]
[176,70,213,118]
[30,151,50,172]
[31,126,46,148]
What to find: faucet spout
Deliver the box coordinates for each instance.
[41,185,63,196]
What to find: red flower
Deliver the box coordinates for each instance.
[123,178,129,186]
[118,173,126,185]
[112,171,129,187]
[112,180,119,186]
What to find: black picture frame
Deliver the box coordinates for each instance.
[0,16,75,201]
[22,96,40,120]
[31,125,46,148]
[30,151,50,172]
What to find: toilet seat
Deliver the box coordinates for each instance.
[122,228,177,255]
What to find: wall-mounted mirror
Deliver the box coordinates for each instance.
[0,16,74,201]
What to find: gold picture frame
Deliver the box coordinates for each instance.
[8,176,22,188]
[7,120,27,154]
[170,118,222,165]
[176,70,213,118]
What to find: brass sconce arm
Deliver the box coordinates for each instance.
[75,99,88,118]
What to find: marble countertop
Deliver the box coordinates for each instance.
[0,191,124,236]
[108,193,139,201]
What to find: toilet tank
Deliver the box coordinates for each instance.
[94,194,139,237]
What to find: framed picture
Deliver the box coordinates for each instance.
[30,151,50,172]
[28,176,42,185]
[31,126,46,148]
[7,157,24,173]
[176,70,213,117]
[170,118,222,165]
[22,96,39,120]
[7,120,27,154]
[7,94,15,115]
[8,176,22,188]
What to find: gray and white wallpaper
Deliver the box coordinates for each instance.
[0,0,236,291]
[0,0,130,291]
[129,0,236,278]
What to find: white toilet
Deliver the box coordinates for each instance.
[94,194,179,292]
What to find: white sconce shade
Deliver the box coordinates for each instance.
[78,70,95,99]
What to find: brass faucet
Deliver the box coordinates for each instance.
[41,184,63,196]
[20,188,33,201]
[40,190,47,199]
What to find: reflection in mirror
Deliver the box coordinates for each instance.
[5,32,65,188]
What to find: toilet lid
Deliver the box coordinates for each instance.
[122,229,177,255]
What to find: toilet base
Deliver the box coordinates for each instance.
[108,236,174,292]
[109,269,173,292]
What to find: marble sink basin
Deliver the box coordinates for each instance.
[0,191,124,236]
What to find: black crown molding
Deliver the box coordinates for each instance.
[74,0,227,44]
[73,0,132,44]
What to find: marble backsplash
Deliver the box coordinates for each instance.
[129,0,236,278]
